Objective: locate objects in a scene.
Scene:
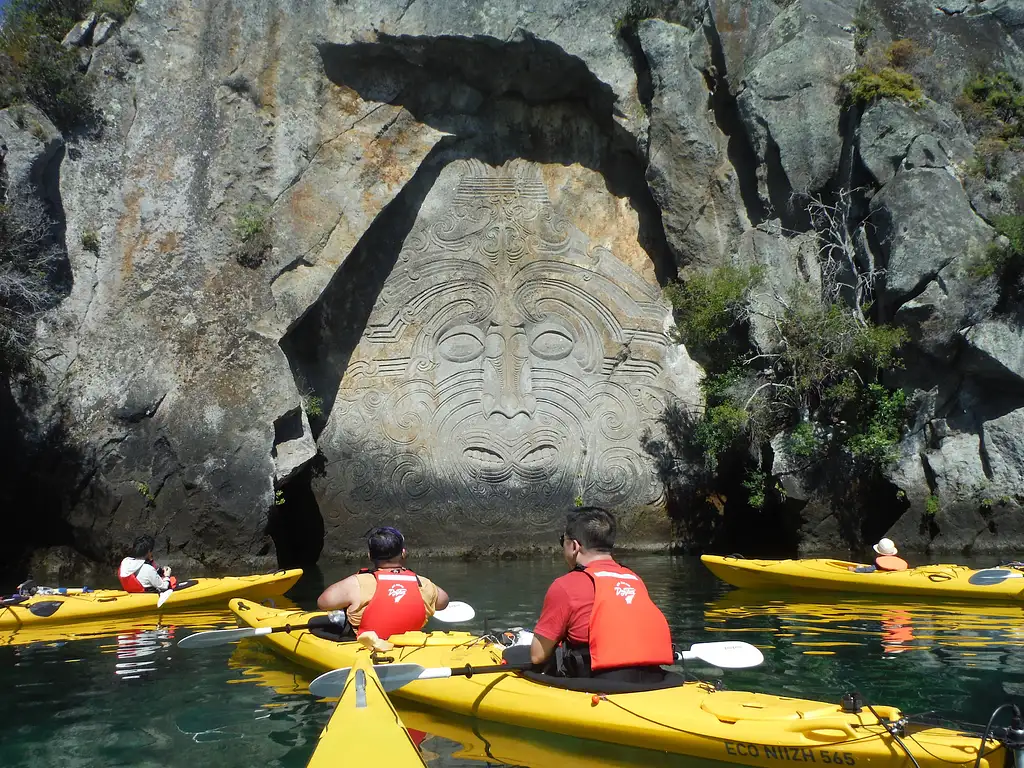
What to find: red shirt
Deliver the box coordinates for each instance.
[534,560,624,645]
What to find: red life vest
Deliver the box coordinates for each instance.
[875,555,909,571]
[583,562,674,671]
[357,568,427,639]
[117,561,177,593]
[119,561,146,593]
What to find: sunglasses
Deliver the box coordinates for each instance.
[559,534,576,547]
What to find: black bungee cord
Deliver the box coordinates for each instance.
[973,702,1023,768]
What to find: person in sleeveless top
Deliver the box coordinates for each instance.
[317,527,450,638]
[530,507,674,682]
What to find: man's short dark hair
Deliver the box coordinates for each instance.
[131,535,155,559]
[564,507,616,552]
[367,526,405,562]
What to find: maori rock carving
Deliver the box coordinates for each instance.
[318,159,692,543]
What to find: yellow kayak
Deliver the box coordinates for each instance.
[0,607,240,647]
[308,649,426,768]
[0,570,302,628]
[230,598,1006,768]
[702,555,1024,600]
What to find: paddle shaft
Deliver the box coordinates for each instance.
[419,662,531,680]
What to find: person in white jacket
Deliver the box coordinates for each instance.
[118,535,174,593]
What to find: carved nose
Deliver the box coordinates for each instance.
[483,392,536,419]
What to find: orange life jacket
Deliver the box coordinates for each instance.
[583,562,674,671]
[357,567,427,639]
[875,555,909,571]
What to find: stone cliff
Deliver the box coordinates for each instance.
[4,0,1024,574]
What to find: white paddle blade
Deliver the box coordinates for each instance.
[680,641,764,669]
[432,600,475,623]
[310,663,429,697]
[177,627,265,649]
[156,589,173,608]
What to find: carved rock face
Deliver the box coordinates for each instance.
[317,159,694,546]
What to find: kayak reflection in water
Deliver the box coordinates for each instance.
[529,507,675,683]
[316,526,450,640]
[848,538,909,573]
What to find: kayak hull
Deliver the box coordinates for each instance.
[230,599,1003,768]
[702,555,1024,600]
[307,650,425,768]
[0,570,302,628]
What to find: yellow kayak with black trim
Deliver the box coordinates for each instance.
[230,598,1006,768]
[0,570,302,628]
[702,555,1024,600]
[308,649,426,768]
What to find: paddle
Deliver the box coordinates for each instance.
[969,568,1024,586]
[308,640,766,696]
[431,601,475,623]
[156,589,173,608]
[177,601,476,649]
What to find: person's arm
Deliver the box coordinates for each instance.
[317,575,359,611]
[137,563,170,592]
[434,585,450,611]
[531,634,558,665]
[530,581,571,665]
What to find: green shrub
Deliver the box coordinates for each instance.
[844,66,923,107]
[234,205,272,268]
[962,71,1024,138]
[666,264,909,474]
[742,470,767,510]
[0,1,99,131]
[786,421,822,459]
[304,394,324,419]
[852,2,875,56]
[665,266,761,365]
[846,384,908,465]
[81,229,99,253]
[692,401,748,472]
[966,136,1012,178]
[91,0,136,20]
[925,493,940,516]
[275,489,285,506]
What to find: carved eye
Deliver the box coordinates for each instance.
[438,327,484,362]
[530,329,574,360]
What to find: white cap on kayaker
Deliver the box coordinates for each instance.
[873,538,898,556]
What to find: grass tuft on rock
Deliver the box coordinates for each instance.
[844,66,923,107]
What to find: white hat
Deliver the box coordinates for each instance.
[873,538,898,556]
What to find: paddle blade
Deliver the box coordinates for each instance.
[310,663,427,697]
[177,627,259,649]
[432,601,475,623]
[681,641,764,669]
[157,589,173,608]
[969,568,1023,586]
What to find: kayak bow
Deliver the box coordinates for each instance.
[307,650,426,768]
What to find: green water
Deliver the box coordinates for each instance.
[2,555,1023,767]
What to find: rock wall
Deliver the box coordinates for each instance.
[6,0,1024,571]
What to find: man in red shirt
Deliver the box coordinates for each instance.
[530,506,674,682]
